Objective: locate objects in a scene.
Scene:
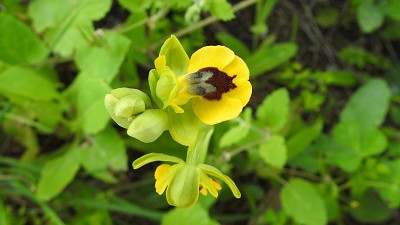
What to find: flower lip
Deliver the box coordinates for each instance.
[187,67,237,101]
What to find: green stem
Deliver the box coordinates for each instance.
[186,124,214,165]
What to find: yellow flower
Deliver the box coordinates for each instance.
[153,163,238,207]
[175,46,252,125]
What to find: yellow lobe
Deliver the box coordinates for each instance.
[187,46,235,73]
[222,56,250,82]
[192,96,243,125]
[154,164,171,180]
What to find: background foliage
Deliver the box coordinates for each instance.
[1,0,400,224]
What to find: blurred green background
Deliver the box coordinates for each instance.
[1,0,400,224]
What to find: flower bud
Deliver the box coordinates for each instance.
[127,109,168,143]
[104,88,151,128]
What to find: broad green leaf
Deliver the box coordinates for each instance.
[219,124,250,148]
[81,126,127,183]
[334,122,387,157]
[349,191,390,223]
[376,160,400,208]
[340,79,391,128]
[0,13,48,65]
[36,144,81,201]
[29,0,112,56]
[216,33,250,58]
[162,204,219,225]
[208,0,234,21]
[159,35,190,76]
[258,135,287,168]
[247,43,297,77]
[383,0,400,20]
[0,66,59,101]
[287,121,322,159]
[357,1,384,33]
[66,75,111,134]
[281,179,327,225]
[75,32,131,82]
[256,88,289,131]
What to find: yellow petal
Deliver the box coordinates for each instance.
[187,46,235,73]
[222,56,249,81]
[199,186,208,196]
[154,164,171,180]
[212,179,222,190]
[192,96,243,125]
[225,80,252,106]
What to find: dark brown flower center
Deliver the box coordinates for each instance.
[198,67,237,101]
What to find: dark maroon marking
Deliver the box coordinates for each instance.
[198,67,237,101]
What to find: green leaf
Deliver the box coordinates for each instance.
[216,33,250,58]
[247,43,297,77]
[75,32,131,82]
[36,144,81,201]
[219,124,250,148]
[0,13,48,65]
[29,0,112,56]
[287,121,322,159]
[81,126,127,183]
[333,122,387,157]
[258,135,287,168]
[66,75,111,134]
[357,1,384,33]
[340,79,391,128]
[118,0,153,12]
[208,0,234,21]
[256,88,290,131]
[349,191,390,223]
[281,179,327,225]
[376,160,400,208]
[315,8,339,28]
[0,66,59,101]
[159,35,190,76]
[161,204,219,225]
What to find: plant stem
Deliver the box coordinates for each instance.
[186,124,214,165]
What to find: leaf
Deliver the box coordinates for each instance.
[258,135,287,168]
[349,191,390,223]
[75,32,131,82]
[29,0,112,56]
[219,124,250,148]
[376,160,400,208]
[81,126,127,183]
[118,0,153,12]
[247,43,297,77]
[208,0,234,21]
[334,122,387,157]
[256,88,289,131]
[357,1,384,33]
[287,121,322,159]
[340,79,391,128]
[0,66,59,101]
[161,204,219,225]
[281,179,327,225]
[66,75,111,134]
[0,13,48,65]
[36,144,81,201]
[216,33,250,58]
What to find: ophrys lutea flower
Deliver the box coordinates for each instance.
[133,153,241,208]
[152,36,252,125]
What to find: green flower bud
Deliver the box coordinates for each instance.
[104,88,152,128]
[127,109,168,143]
[166,164,200,208]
